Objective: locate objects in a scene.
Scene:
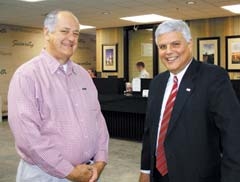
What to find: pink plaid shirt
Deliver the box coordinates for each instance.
[8,49,109,178]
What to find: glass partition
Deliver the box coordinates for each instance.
[124,24,158,82]
[128,29,153,81]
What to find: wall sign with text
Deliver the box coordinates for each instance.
[12,40,34,48]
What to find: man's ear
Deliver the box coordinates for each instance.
[187,39,194,55]
[43,28,50,41]
[188,38,193,49]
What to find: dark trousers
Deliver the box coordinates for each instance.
[153,168,169,182]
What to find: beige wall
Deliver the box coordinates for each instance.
[0,24,96,114]
[96,27,124,78]
[72,33,96,70]
[189,16,240,79]
[2,15,240,113]
[96,15,240,79]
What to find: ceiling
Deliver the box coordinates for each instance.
[0,0,239,34]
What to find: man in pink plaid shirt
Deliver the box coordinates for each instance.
[8,10,109,182]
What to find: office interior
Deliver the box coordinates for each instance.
[1,0,240,181]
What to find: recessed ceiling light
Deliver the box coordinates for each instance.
[146,29,153,31]
[186,1,196,5]
[79,24,96,30]
[102,11,111,15]
[120,14,172,23]
[222,4,240,14]
[18,0,47,2]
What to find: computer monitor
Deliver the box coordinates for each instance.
[93,78,125,95]
[141,78,152,91]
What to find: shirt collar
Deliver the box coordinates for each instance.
[64,61,77,75]
[62,64,68,72]
[41,49,76,75]
[169,58,193,84]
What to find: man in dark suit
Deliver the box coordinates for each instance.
[139,20,240,182]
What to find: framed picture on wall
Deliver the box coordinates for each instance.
[226,35,240,71]
[102,44,118,72]
[197,37,220,66]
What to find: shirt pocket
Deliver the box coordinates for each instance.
[80,88,99,110]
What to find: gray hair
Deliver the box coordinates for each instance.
[44,10,62,32]
[155,20,192,44]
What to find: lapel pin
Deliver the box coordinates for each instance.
[186,88,191,92]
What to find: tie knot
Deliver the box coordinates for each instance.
[173,76,178,84]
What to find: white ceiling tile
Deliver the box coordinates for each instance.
[0,0,239,32]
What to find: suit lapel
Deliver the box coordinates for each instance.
[152,73,170,125]
[166,60,200,138]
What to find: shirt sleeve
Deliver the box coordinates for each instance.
[8,72,74,178]
[92,86,109,163]
[140,170,151,174]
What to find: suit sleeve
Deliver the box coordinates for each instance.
[141,81,155,170]
[208,68,240,182]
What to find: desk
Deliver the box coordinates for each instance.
[99,94,147,141]
[100,94,147,114]
[97,80,240,141]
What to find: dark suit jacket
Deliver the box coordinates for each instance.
[141,59,240,182]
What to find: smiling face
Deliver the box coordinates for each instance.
[157,31,193,74]
[44,11,80,64]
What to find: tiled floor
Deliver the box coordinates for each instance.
[0,121,142,182]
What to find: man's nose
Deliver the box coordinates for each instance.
[68,33,77,41]
[165,44,173,53]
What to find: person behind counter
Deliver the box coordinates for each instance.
[8,9,109,182]
[136,61,150,78]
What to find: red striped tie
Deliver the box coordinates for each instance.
[156,76,178,176]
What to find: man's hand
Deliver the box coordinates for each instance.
[88,166,98,182]
[139,172,150,182]
[89,161,106,182]
[66,164,93,182]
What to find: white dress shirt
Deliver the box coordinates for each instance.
[140,69,150,78]
[141,60,192,174]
